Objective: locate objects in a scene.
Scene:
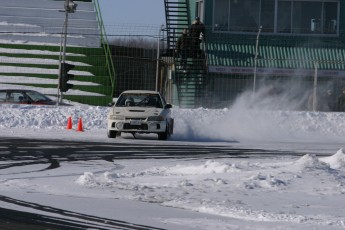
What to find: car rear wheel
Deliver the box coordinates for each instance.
[107,130,117,138]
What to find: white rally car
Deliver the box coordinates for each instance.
[107,90,174,140]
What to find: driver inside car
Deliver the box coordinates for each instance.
[125,97,134,106]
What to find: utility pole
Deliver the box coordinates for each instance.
[57,0,77,105]
[155,25,164,92]
[312,61,318,111]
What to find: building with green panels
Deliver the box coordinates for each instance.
[166,0,345,109]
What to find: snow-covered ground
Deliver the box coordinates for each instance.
[0,37,344,229]
[0,95,345,229]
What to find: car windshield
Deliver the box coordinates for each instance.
[116,94,163,108]
[26,91,52,102]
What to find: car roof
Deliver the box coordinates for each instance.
[0,89,37,93]
[121,90,160,95]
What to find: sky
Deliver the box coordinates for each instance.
[97,0,166,38]
[99,0,165,26]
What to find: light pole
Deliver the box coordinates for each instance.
[57,0,77,104]
[253,25,262,93]
[155,24,165,92]
[312,61,318,111]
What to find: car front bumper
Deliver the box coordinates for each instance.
[108,119,167,133]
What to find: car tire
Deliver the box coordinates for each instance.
[107,130,117,138]
[158,125,169,140]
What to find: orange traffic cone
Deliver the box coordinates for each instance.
[76,117,84,132]
[66,116,72,130]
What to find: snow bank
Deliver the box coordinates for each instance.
[320,148,345,169]
[1,104,345,147]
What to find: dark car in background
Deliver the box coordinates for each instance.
[0,89,57,105]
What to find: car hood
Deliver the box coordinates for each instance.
[110,107,164,117]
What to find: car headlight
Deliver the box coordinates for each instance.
[116,122,124,129]
[147,115,164,121]
[109,115,125,120]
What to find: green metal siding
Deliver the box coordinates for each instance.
[208,44,345,70]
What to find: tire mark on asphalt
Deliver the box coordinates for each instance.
[0,137,311,229]
[0,195,164,230]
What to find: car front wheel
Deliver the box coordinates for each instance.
[158,125,169,140]
[107,130,117,138]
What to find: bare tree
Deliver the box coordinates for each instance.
[109,37,157,49]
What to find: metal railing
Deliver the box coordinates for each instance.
[94,0,116,97]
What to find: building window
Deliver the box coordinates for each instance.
[214,0,229,31]
[277,1,292,33]
[213,0,339,35]
[214,0,275,32]
[196,0,205,22]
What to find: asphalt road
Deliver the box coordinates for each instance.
[0,137,304,162]
[0,137,307,229]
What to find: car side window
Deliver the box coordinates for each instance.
[26,91,50,102]
[7,92,15,102]
[10,92,25,102]
[151,95,163,108]
[0,92,6,102]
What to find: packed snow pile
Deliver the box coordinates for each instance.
[1,104,345,145]
[73,151,345,228]
[293,153,330,170]
[320,148,345,169]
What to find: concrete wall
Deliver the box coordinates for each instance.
[0,0,100,47]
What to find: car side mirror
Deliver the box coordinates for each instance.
[164,104,172,109]
[108,98,118,107]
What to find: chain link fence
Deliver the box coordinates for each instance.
[1,23,345,110]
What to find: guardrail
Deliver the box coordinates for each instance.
[94,0,116,97]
